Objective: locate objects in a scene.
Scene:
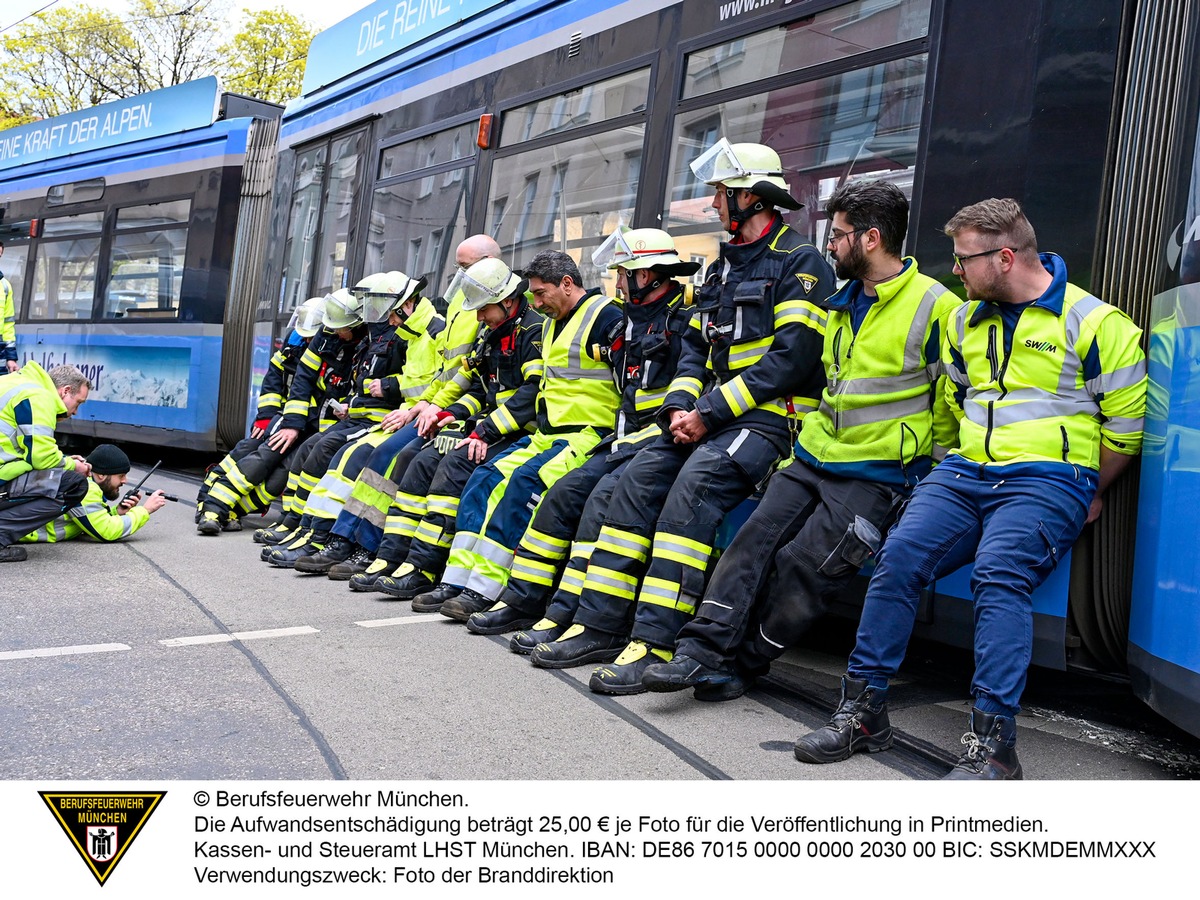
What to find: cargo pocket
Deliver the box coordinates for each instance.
[818,515,883,578]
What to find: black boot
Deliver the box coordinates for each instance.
[329,548,373,581]
[377,566,435,601]
[509,618,567,655]
[530,624,625,670]
[348,557,397,593]
[466,601,538,635]
[440,588,493,622]
[410,583,462,613]
[793,675,893,763]
[294,536,355,574]
[256,515,301,545]
[943,708,1022,780]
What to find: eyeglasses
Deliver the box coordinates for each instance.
[827,227,866,245]
[952,248,1005,269]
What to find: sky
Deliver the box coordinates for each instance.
[0,0,367,36]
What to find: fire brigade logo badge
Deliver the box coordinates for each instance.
[796,273,820,294]
[40,791,166,886]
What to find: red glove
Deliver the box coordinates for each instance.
[436,410,456,424]
[254,418,272,432]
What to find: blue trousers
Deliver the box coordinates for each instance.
[847,462,1089,718]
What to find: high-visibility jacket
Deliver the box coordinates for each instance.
[538,290,622,430]
[0,361,76,483]
[418,290,483,403]
[943,253,1146,469]
[666,216,831,435]
[382,296,446,410]
[20,478,150,543]
[795,259,962,487]
[433,299,545,442]
[0,274,15,363]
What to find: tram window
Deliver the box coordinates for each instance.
[487,125,643,288]
[39,211,105,237]
[2,241,31,320]
[313,132,365,300]
[682,0,931,100]
[103,229,187,319]
[28,238,101,320]
[380,122,476,181]
[281,144,327,312]
[364,165,472,302]
[664,54,927,277]
[115,199,191,228]
[46,178,105,207]
[499,67,651,146]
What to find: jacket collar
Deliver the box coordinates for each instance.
[825,257,917,310]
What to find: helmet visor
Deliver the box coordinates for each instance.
[361,293,399,324]
[444,267,469,305]
[292,300,325,337]
[322,292,361,329]
[590,227,635,270]
[690,138,749,185]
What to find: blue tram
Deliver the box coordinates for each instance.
[0,78,282,451]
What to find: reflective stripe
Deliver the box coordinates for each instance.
[581,566,638,600]
[726,337,772,367]
[964,396,1093,428]
[1103,415,1142,435]
[820,393,933,429]
[668,376,704,399]
[414,520,451,546]
[638,577,681,607]
[652,532,712,568]
[426,495,459,517]
[519,527,570,557]
[511,556,558,584]
[543,365,612,381]
[475,535,514,567]
[832,370,932,397]
[1086,361,1147,396]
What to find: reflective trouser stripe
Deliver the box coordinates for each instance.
[510,554,559,587]
[638,575,697,615]
[580,564,639,601]
[594,526,651,563]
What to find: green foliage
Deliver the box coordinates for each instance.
[0,1,316,128]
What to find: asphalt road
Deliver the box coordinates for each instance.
[2,466,1197,782]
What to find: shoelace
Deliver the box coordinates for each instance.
[956,732,991,771]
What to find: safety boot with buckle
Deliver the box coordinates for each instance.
[440,588,492,623]
[793,674,892,763]
[510,618,567,655]
[349,557,395,593]
[293,536,355,574]
[256,517,300,545]
[942,708,1022,780]
[529,624,624,669]
[329,548,373,581]
[466,601,537,635]
[590,640,672,695]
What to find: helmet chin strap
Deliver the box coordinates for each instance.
[625,270,664,305]
[725,187,766,234]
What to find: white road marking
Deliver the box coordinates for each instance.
[354,615,451,629]
[159,626,319,647]
[0,642,131,661]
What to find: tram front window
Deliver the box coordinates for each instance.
[29,238,101,320]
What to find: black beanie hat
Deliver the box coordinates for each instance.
[87,444,131,475]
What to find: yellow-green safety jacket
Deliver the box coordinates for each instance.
[20,477,150,543]
[539,290,623,431]
[0,361,77,483]
[417,290,484,404]
[0,273,16,363]
[795,259,962,487]
[943,253,1146,469]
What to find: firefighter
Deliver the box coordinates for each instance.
[0,363,91,562]
[343,257,544,590]
[290,237,506,577]
[529,139,834,695]
[463,227,705,639]
[195,294,326,534]
[642,180,961,700]
[266,270,444,566]
[382,250,623,618]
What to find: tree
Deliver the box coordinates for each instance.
[218,8,316,105]
[0,1,313,127]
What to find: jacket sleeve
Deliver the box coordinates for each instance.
[420,306,480,404]
[254,349,289,421]
[658,306,712,426]
[70,484,151,542]
[929,294,964,458]
[14,391,69,471]
[1087,307,1147,455]
[474,320,545,442]
[280,341,327,431]
[694,245,830,431]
